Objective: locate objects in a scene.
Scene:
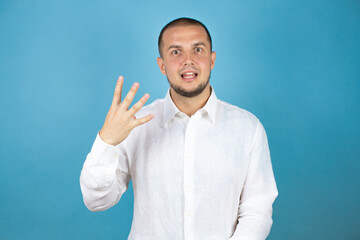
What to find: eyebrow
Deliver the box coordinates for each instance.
[193,42,207,48]
[167,42,208,51]
[167,45,182,51]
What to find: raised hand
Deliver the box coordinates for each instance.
[99,76,154,146]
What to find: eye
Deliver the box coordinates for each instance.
[194,47,203,53]
[171,49,180,55]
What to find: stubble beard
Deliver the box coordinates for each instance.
[167,73,211,98]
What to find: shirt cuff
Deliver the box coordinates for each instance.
[87,132,120,166]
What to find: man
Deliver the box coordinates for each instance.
[80,18,278,240]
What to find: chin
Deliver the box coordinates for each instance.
[168,78,210,98]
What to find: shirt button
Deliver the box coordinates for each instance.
[185,212,191,218]
[185,184,190,189]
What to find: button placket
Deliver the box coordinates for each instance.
[183,118,196,240]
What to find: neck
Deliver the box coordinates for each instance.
[170,85,211,117]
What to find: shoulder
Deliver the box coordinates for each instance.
[216,99,260,127]
[214,98,267,150]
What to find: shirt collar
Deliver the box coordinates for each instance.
[162,87,218,127]
[163,89,181,127]
[202,87,218,125]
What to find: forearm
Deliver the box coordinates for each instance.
[80,133,130,212]
[229,193,277,240]
[230,120,278,239]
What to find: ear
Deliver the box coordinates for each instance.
[157,57,167,76]
[210,51,216,70]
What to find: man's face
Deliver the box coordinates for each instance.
[157,25,216,98]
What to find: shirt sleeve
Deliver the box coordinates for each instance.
[229,120,278,240]
[79,133,131,212]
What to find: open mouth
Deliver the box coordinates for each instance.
[181,72,198,81]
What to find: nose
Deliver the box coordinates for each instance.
[183,51,194,66]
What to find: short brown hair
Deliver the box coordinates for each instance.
[158,17,212,57]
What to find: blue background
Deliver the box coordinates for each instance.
[1,0,359,239]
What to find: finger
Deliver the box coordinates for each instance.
[122,82,139,108]
[112,76,123,106]
[133,114,154,127]
[129,93,150,114]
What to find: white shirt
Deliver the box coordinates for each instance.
[80,88,278,240]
